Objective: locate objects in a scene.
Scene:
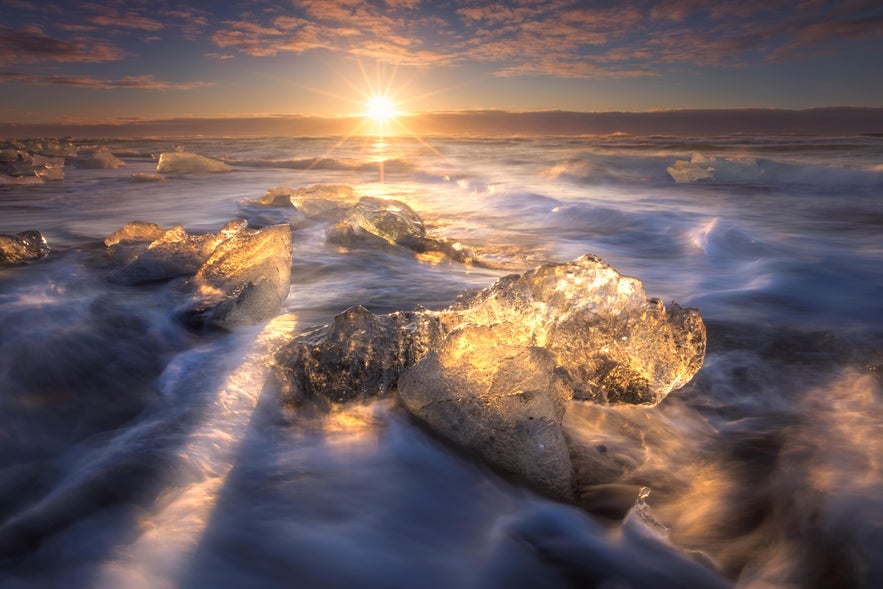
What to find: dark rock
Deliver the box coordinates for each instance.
[178,224,292,329]
[0,230,50,266]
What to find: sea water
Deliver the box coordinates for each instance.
[0,134,881,588]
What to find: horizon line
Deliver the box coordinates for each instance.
[2,106,882,139]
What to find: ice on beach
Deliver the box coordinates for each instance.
[75,147,126,169]
[155,152,231,174]
[666,159,715,183]
[668,153,763,183]
[2,152,65,181]
[0,148,18,163]
[131,172,166,182]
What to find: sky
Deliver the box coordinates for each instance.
[1,0,882,129]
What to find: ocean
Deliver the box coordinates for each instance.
[1,134,881,588]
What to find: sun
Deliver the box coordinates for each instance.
[365,95,398,124]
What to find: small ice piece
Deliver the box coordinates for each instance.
[131,172,166,182]
[75,147,126,169]
[155,152,231,174]
[327,196,426,248]
[104,221,166,247]
[667,159,715,183]
[0,230,50,265]
[0,148,19,163]
[668,153,763,183]
[259,184,359,219]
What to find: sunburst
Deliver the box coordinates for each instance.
[365,95,398,124]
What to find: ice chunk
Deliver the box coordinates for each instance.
[4,153,65,181]
[668,153,763,183]
[0,148,18,163]
[179,224,292,329]
[274,254,707,499]
[104,221,166,247]
[155,152,231,174]
[667,159,715,183]
[399,325,576,499]
[0,230,50,265]
[131,173,165,182]
[75,147,126,169]
[108,225,227,285]
[327,196,426,247]
[276,253,705,408]
[259,186,298,207]
[258,184,359,219]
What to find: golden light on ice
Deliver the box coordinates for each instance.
[365,95,398,124]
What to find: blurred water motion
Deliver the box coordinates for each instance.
[0,134,881,588]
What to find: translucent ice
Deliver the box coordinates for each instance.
[668,153,763,183]
[258,184,359,219]
[107,225,233,285]
[0,230,50,265]
[275,254,706,498]
[3,152,65,181]
[75,147,126,169]
[155,152,231,174]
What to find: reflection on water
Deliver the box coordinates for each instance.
[0,135,882,588]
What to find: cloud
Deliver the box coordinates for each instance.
[90,14,164,32]
[0,25,125,63]
[0,71,212,90]
[161,7,211,38]
[11,0,876,84]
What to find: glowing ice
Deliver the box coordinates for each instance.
[0,230,50,266]
[104,220,292,328]
[274,254,706,496]
[259,184,359,218]
[155,151,231,174]
[179,224,292,330]
[107,225,230,285]
[104,221,165,247]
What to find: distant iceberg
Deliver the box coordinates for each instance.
[668,153,763,183]
[156,151,231,174]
